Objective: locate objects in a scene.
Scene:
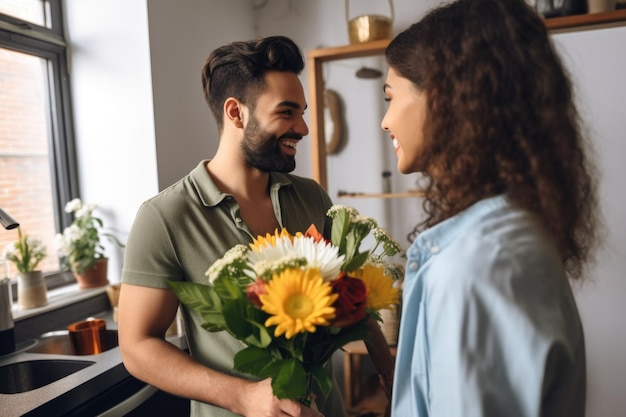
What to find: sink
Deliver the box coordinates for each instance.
[26,329,119,356]
[0,359,95,394]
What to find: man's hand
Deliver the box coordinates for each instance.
[238,378,324,417]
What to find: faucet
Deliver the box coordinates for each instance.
[0,207,18,355]
[0,207,19,230]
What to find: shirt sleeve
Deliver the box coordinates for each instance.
[122,201,182,288]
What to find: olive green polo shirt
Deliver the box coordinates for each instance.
[122,160,344,417]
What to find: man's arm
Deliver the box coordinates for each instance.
[118,283,323,417]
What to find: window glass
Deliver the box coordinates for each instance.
[0,47,59,272]
[0,0,76,283]
[0,0,47,28]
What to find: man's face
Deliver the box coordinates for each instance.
[241,71,308,173]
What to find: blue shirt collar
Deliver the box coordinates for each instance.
[410,195,509,258]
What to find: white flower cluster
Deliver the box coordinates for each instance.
[247,234,344,282]
[206,244,249,284]
[2,230,48,273]
[3,237,46,260]
[54,224,84,257]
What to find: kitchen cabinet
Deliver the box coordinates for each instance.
[306,9,626,192]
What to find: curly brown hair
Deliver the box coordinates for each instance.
[385,0,599,280]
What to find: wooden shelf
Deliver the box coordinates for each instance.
[337,191,424,199]
[307,9,626,190]
[546,9,626,32]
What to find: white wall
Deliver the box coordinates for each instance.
[553,26,626,416]
[64,0,158,280]
[64,0,626,415]
[64,0,256,280]
[146,0,256,189]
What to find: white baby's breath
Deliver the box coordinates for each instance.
[206,244,249,284]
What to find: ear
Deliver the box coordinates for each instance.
[224,98,245,129]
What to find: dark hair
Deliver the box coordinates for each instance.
[385,0,599,280]
[201,35,304,131]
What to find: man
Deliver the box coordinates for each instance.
[118,36,393,417]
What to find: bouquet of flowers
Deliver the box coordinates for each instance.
[169,205,403,404]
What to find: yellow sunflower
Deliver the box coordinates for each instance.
[351,264,399,310]
[260,268,338,339]
[250,228,293,251]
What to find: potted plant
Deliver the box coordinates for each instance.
[54,198,124,289]
[2,227,48,309]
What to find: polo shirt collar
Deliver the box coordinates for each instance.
[189,160,293,207]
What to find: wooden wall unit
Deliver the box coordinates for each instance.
[306,10,626,191]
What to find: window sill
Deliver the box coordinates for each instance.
[12,284,108,322]
[12,283,112,344]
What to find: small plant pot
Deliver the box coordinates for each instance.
[73,258,109,289]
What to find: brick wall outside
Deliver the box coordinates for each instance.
[0,1,61,275]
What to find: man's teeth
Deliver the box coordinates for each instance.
[283,140,298,149]
[393,138,399,149]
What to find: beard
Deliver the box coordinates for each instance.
[241,114,302,173]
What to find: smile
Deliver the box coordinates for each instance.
[282,140,298,149]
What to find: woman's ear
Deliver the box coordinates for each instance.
[224,98,245,128]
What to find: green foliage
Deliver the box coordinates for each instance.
[55,199,124,274]
[2,227,47,273]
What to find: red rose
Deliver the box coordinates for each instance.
[246,278,267,307]
[330,274,368,328]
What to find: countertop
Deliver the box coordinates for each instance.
[0,309,187,417]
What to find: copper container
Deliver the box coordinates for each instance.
[67,318,107,355]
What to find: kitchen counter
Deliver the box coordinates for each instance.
[0,309,187,417]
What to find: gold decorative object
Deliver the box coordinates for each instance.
[346,0,394,44]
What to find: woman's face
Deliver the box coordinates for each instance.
[381,67,428,174]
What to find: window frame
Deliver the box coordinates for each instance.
[0,0,79,292]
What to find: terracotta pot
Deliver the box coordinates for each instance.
[73,258,109,289]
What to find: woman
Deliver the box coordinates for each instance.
[380,0,600,416]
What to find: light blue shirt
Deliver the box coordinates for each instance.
[393,195,585,417]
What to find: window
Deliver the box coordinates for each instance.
[0,0,78,283]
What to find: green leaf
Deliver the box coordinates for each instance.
[214,275,246,301]
[310,365,332,398]
[343,251,369,272]
[331,210,350,253]
[168,281,227,330]
[223,298,253,339]
[168,281,222,313]
[244,318,272,348]
[272,359,307,400]
[234,346,275,376]
[201,317,227,332]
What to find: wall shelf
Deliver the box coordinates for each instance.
[337,191,424,199]
[546,9,626,32]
